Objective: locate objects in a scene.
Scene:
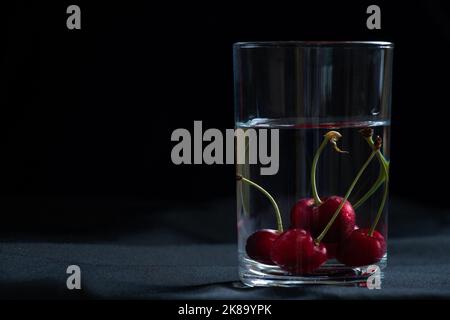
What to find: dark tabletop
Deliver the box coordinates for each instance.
[1,198,450,299]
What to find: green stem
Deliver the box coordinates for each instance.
[311,131,347,206]
[315,150,377,244]
[238,176,283,232]
[369,176,389,236]
[369,152,390,236]
[353,166,385,209]
[311,138,329,205]
[353,136,390,209]
[370,139,388,165]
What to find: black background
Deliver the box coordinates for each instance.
[1,1,449,237]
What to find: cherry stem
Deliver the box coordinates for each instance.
[368,144,390,236]
[369,174,389,236]
[311,131,348,206]
[237,175,284,232]
[353,166,385,209]
[311,138,328,205]
[353,135,390,209]
[315,149,377,244]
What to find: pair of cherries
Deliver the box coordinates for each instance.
[246,196,386,274]
[290,196,386,266]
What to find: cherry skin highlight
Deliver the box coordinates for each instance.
[290,198,315,230]
[337,228,386,267]
[313,196,356,243]
[245,229,281,265]
[270,228,327,274]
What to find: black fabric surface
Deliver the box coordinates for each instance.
[1,198,450,299]
[1,238,450,299]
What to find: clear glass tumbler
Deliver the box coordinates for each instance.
[234,41,394,286]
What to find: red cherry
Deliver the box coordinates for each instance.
[328,226,359,259]
[290,198,315,230]
[270,229,327,274]
[324,242,338,259]
[337,228,386,267]
[245,229,281,265]
[314,196,355,242]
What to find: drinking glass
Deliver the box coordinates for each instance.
[234,41,393,286]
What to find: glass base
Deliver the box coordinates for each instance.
[239,255,386,287]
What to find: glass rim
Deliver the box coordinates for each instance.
[233,41,394,49]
